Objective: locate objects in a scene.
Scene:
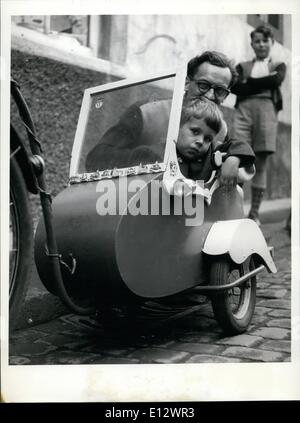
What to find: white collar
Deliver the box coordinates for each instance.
[253,56,272,63]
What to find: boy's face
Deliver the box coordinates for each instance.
[251,32,273,60]
[177,117,216,161]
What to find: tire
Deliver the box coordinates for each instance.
[9,155,33,330]
[210,257,256,335]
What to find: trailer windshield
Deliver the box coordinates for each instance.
[74,74,176,175]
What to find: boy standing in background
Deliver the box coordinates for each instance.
[231,25,286,225]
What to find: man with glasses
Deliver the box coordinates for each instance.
[185,51,233,105]
[182,51,255,185]
[86,50,255,185]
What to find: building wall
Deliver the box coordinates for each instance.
[10,14,291,200]
[121,14,291,125]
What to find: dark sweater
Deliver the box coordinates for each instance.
[231,60,286,112]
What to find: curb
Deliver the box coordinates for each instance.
[13,264,69,331]
[14,292,68,331]
[244,197,291,225]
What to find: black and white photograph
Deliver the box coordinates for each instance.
[1,0,300,403]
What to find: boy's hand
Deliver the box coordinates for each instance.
[219,156,241,188]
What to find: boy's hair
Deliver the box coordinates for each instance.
[250,25,274,41]
[187,51,238,88]
[180,98,223,134]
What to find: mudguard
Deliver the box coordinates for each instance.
[202,219,277,273]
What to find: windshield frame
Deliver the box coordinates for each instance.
[69,67,187,179]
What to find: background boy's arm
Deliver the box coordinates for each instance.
[231,64,263,96]
[247,62,287,89]
[231,62,286,96]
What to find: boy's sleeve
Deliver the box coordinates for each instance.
[217,133,256,168]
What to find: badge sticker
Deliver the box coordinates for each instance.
[126,167,137,176]
[101,169,113,178]
[150,162,162,172]
[169,160,178,176]
[137,163,149,174]
[95,98,104,109]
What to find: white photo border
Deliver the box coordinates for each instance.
[1,0,299,403]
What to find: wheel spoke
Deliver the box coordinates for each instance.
[231,265,253,319]
[210,257,257,335]
[9,193,20,293]
[226,265,252,316]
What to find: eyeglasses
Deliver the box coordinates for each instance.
[190,79,231,99]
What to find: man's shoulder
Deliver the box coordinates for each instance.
[238,60,253,66]
[140,99,172,115]
[127,98,171,116]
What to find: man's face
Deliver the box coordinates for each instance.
[177,116,216,161]
[185,62,232,105]
[251,32,273,60]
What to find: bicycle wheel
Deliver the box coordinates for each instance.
[9,155,33,330]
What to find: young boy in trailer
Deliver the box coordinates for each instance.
[231,25,287,224]
[131,97,255,184]
[175,98,255,185]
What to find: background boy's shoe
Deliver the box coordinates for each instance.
[285,210,291,237]
[248,186,265,227]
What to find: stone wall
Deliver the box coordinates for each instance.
[11,49,118,197]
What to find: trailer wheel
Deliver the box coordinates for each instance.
[210,257,256,335]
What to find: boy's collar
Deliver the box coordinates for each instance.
[253,56,272,63]
[177,152,203,164]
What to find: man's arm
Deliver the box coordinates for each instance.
[85,103,144,172]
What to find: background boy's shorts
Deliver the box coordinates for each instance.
[233,97,278,154]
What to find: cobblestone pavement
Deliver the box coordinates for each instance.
[9,221,291,365]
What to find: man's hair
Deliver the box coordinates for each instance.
[180,98,223,134]
[187,51,238,88]
[250,25,274,41]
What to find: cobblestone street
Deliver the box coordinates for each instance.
[9,221,291,365]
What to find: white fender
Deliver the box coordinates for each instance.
[203,219,277,273]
